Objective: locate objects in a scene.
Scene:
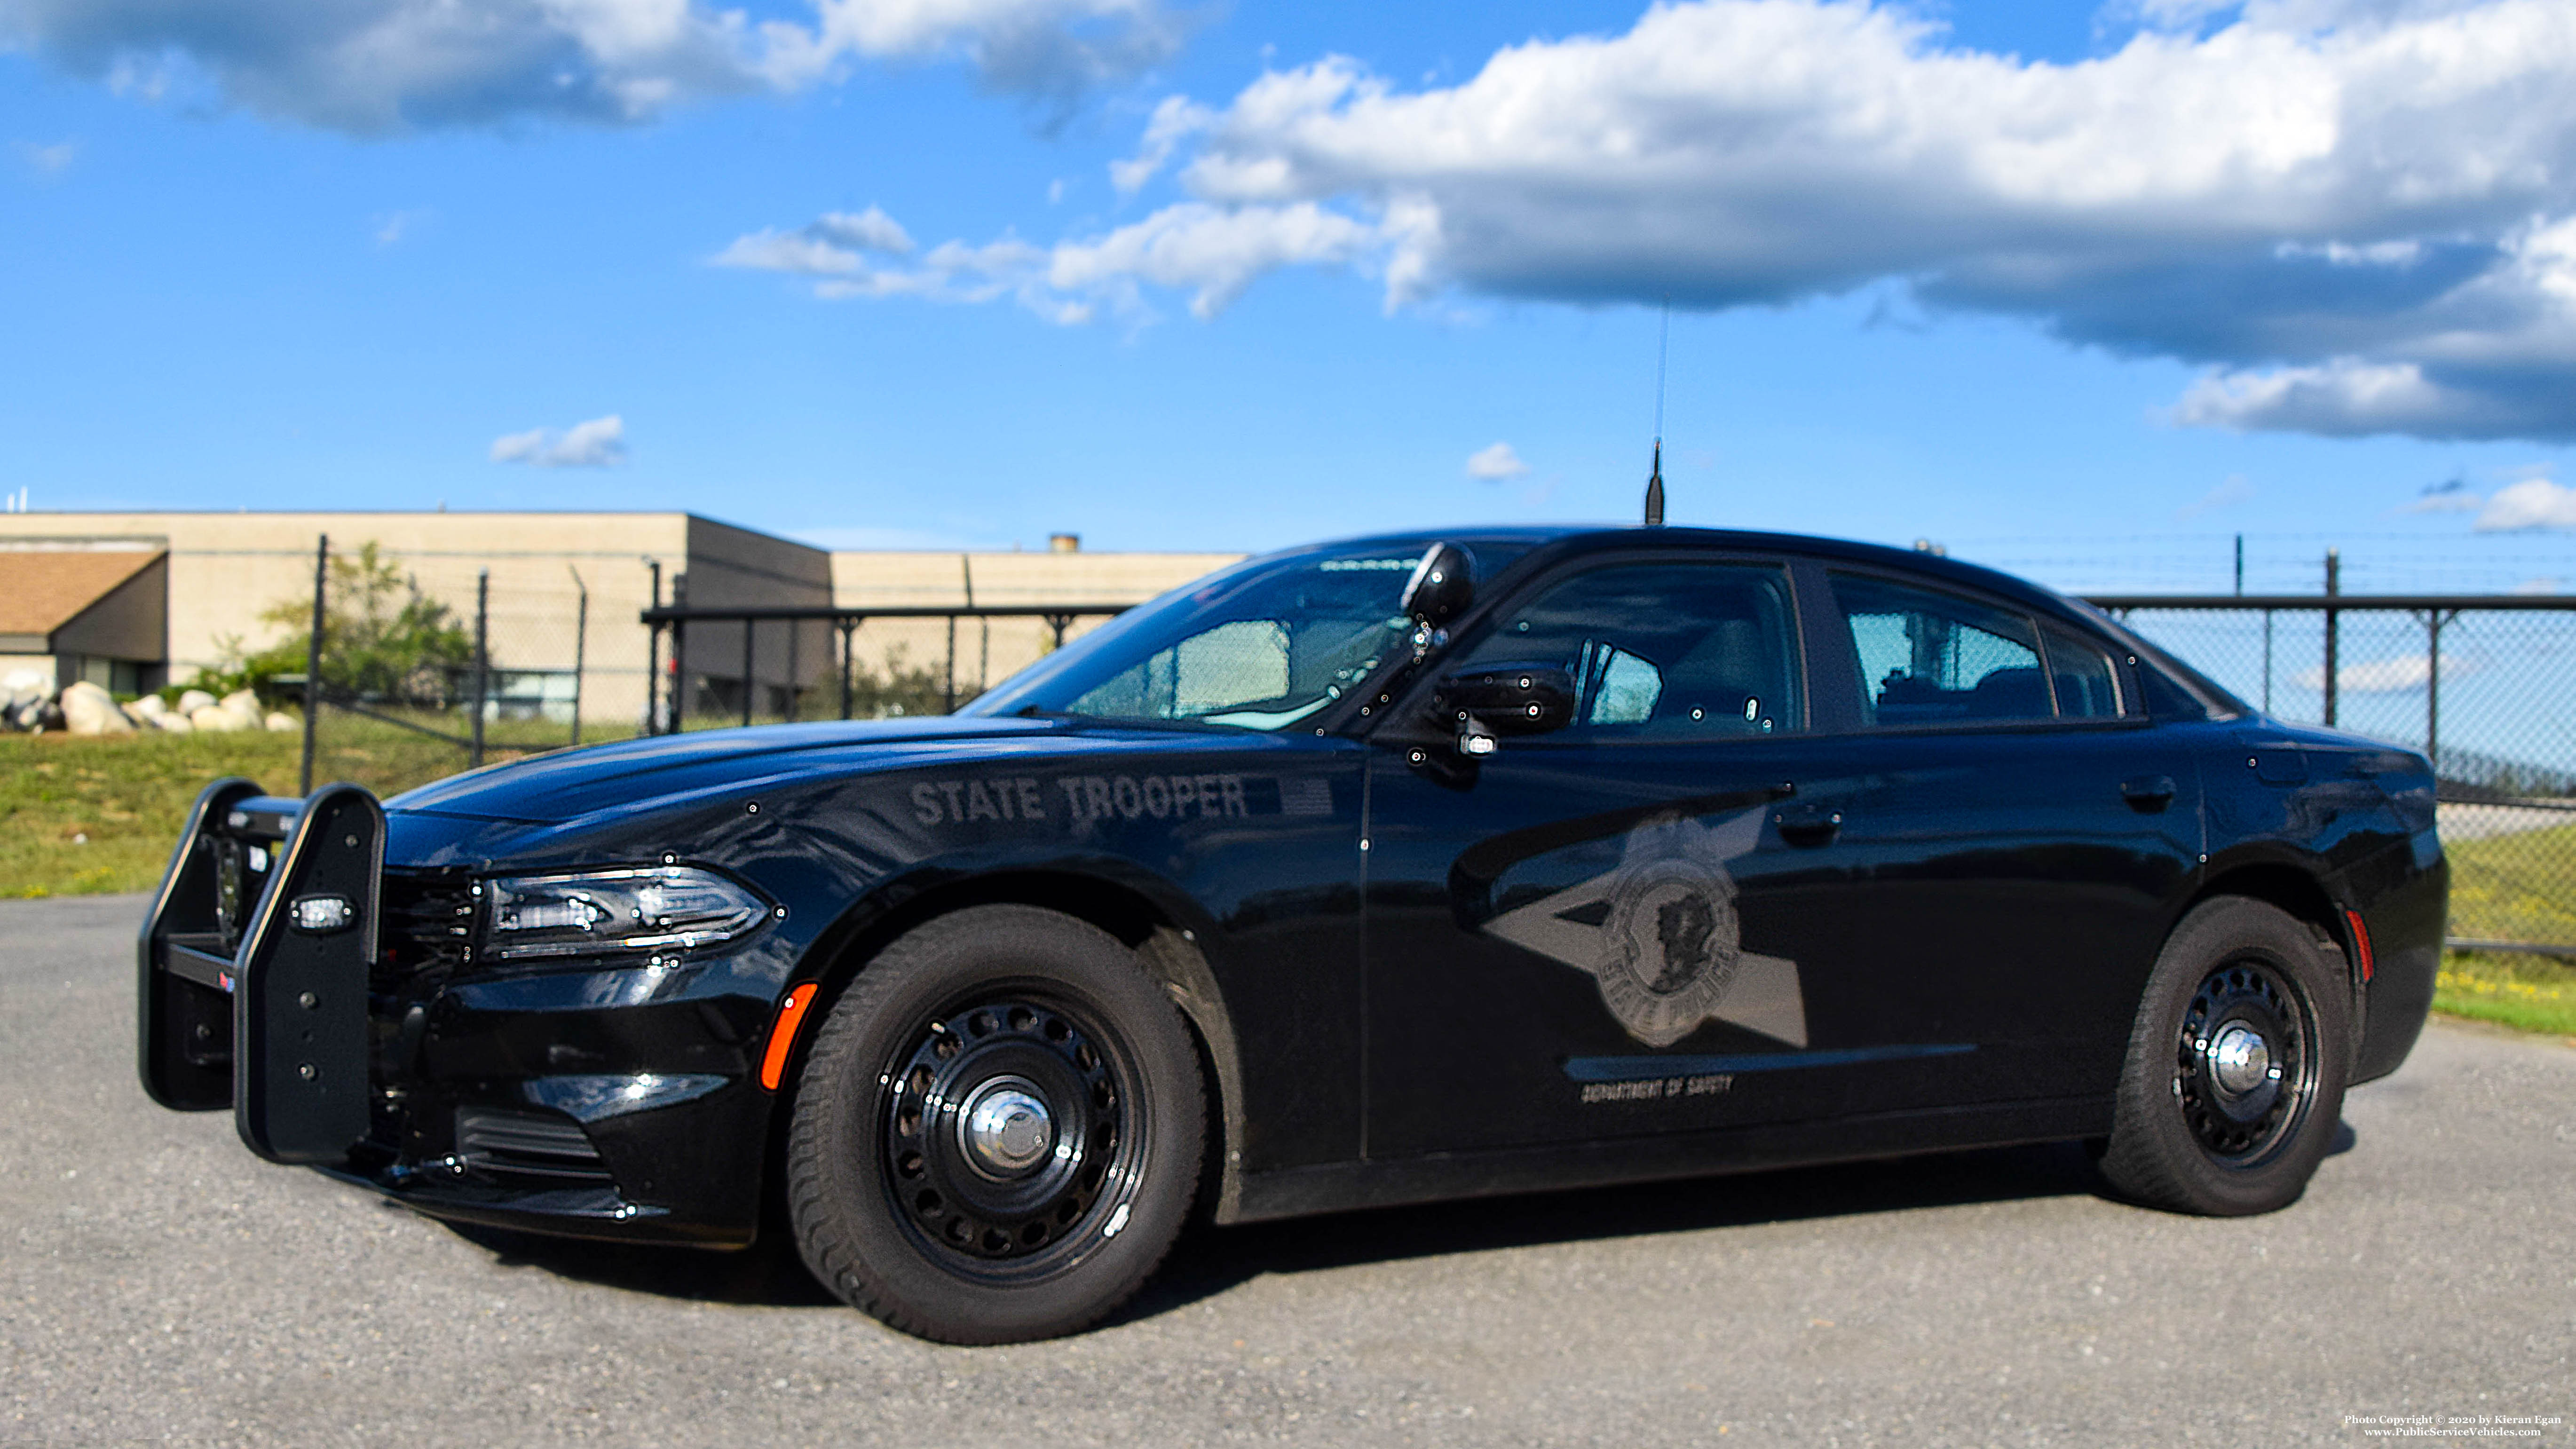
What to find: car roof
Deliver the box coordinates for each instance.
[1299,524,2100,626]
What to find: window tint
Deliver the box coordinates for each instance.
[2043,625,2124,719]
[1833,574,2050,726]
[1458,562,1802,738]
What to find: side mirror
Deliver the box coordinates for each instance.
[1399,542,1475,628]
[1435,663,1576,754]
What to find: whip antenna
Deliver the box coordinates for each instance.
[1644,297,1669,527]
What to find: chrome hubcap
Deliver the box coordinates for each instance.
[2209,1024,2272,1096]
[960,1080,1055,1178]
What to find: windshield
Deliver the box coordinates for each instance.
[968,540,1510,730]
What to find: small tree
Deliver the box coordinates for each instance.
[207,542,474,706]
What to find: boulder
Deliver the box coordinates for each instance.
[176,689,215,715]
[1,668,47,715]
[190,705,247,732]
[219,689,261,716]
[264,712,299,732]
[9,689,58,732]
[154,712,195,734]
[61,681,137,736]
[129,694,168,720]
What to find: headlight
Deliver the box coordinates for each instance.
[477,866,775,963]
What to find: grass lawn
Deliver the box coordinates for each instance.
[2434,951,2576,1038]
[2442,818,2576,947]
[1,716,627,898]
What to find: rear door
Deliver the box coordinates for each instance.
[1797,570,2206,1104]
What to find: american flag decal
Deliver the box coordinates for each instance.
[1279,777,1334,817]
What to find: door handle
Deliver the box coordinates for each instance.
[1772,801,1842,847]
[2120,775,2177,813]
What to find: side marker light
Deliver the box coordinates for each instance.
[2344,909,2375,983]
[760,983,820,1091]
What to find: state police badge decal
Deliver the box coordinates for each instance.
[1482,808,1810,1048]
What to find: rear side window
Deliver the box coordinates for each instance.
[2042,625,2125,719]
[1833,574,2051,726]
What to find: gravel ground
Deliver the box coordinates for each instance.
[5,893,2570,1448]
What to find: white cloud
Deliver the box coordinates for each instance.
[2474,475,2576,530]
[720,0,2576,440]
[712,206,916,277]
[718,201,1377,324]
[1465,442,1529,481]
[2296,653,2460,694]
[0,0,1180,132]
[14,138,76,174]
[491,414,628,468]
[2512,576,2564,594]
[372,208,430,245]
[2176,473,2254,521]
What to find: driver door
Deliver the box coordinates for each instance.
[1362,554,1932,1159]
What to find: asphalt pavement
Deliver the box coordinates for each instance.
[5,893,2570,1447]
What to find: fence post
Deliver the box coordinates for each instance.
[299,534,326,796]
[645,560,662,736]
[569,566,587,747]
[2233,533,2243,596]
[2261,609,2273,713]
[671,574,688,734]
[2424,608,2456,775]
[471,569,489,769]
[2323,548,2340,727]
[839,618,856,720]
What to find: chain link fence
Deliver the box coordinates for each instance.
[2096,593,2576,953]
[290,535,627,798]
[638,604,1133,735]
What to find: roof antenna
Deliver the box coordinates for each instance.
[1644,296,1669,527]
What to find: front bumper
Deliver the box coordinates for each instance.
[140,779,782,1247]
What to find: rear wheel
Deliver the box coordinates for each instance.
[2098,896,2351,1216]
[786,904,1204,1343]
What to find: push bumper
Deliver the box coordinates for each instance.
[139,779,773,1247]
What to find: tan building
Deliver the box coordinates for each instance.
[0,513,1239,728]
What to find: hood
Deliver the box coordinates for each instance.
[387,716,1058,825]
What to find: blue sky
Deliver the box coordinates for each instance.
[5,0,2576,589]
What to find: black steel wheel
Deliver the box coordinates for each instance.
[787,904,1204,1343]
[2099,896,2352,1216]
[879,993,1141,1278]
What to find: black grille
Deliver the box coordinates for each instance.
[456,1108,611,1184]
[379,871,474,987]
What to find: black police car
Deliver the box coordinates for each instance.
[141,526,2445,1343]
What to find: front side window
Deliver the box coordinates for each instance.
[1455,561,1803,738]
[1833,574,2052,726]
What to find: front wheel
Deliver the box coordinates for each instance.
[2098,896,2352,1216]
[786,905,1205,1343]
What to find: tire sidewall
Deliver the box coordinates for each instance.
[790,904,1204,1343]
[2110,897,2353,1215]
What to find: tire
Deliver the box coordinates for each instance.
[2097,896,2352,1216]
[786,904,1205,1343]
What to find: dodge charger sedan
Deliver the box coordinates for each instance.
[141,525,2444,1342]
